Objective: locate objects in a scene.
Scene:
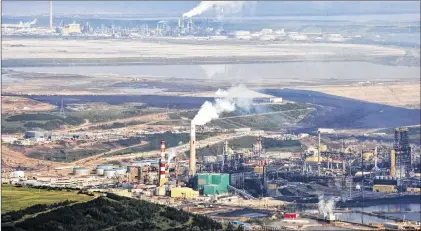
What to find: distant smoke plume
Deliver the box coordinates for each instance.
[215,84,253,112]
[192,84,253,126]
[167,148,177,164]
[183,1,246,18]
[318,196,338,218]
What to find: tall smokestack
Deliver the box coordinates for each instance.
[318,131,321,176]
[374,146,378,170]
[189,122,196,176]
[224,139,229,155]
[49,1,53,29]
[390,149,396,177]
[257,136,262,157]
[159,140,167,186]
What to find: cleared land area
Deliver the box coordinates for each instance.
[1,96,56,114]
[1,184,94,213]
[296,82,421,109]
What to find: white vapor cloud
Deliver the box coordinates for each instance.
[192,84,254,126]
[182,1,247,18]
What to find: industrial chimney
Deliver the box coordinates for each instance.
[390,149,396,177]
[159,140,167,186]
[49,1,53,29]
[189,122,196,176]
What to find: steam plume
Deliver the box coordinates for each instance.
[192,85,253,126]
[318,196,338,218]
[167,148,177,164]
[183,1,246,18]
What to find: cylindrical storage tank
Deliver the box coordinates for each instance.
[73,167,89,176]
[11,170,25,178]
[115,168,127,176]
[96,168,105,176]
[96,164,114,169]
[103,169,116,178]
[96,164,114,176]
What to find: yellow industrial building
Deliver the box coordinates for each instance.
[406,187,420,193]
[363,152,374,161]
[170,187,199,199]
[253,166,264,174]
[320,144,327,152]
[61,23,81,35]
[372,185,397,193]
[305,154,328,163]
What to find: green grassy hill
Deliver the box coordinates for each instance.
[4,193,226,231]
[2,184,94,214]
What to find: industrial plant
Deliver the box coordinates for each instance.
[4,122,420,230]
[2,1,420,230]
[2,2,358,44]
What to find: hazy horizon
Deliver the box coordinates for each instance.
[2,1,420,18]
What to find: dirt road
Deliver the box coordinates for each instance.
[53,131,260,171]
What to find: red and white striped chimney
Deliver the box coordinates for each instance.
[159,140,166,180]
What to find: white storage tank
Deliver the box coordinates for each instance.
[96,164,114,169]
[73,167,90,176]
[10,170,25,178]
[261,28,273,34]
[103,169,116,178]
[259,34,277,41]
[96,164,114,175]
[96,168,105,176]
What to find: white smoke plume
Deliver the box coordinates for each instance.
[318,196,338,218]
[167,148,177,164]
[183,1,246,18]
[216,84,254,112]
[192,98,236,125]
[192,84,254,126]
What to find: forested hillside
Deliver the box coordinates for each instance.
[4,193,235,231]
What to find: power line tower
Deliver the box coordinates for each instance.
[59,99,66,118]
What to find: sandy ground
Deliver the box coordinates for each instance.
[1,145,60,172]
[2,38,407,60]
[294,82,421,109]
[1,96,57,114]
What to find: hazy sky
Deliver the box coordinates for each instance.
[2,1,420,17]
